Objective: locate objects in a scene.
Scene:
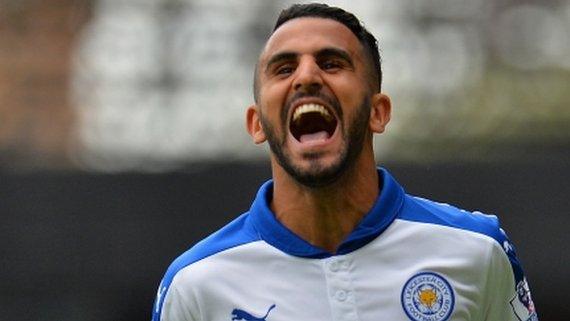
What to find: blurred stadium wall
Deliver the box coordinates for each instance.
[2,0,569,171]
[0,0,568,321]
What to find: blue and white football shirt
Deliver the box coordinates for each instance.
[152,168,537,321]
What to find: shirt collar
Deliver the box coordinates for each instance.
[248,167,405,258]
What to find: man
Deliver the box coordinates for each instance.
[152,3,538,321]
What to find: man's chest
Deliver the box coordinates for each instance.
[191,226,488,321]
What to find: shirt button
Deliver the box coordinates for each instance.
[336,290,348,301]
[329,261,339,272]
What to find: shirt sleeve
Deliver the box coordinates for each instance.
[152,273,199,321]
[484,228,538,321]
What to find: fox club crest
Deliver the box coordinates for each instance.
[401,272,455,321]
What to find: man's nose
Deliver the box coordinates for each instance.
[293,58,323,94]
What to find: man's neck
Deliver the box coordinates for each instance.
[270,157,379,254]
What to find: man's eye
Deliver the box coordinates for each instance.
[321,60,341,70]
[276,66,294,75]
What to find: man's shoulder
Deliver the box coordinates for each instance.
[163,212,261,283]
[152,212,262,320]
[398,194,504,244]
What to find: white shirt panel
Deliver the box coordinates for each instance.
[161,219,516,321]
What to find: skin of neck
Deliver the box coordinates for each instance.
[270,136,379,254]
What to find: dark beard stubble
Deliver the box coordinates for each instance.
[260,96,371,188]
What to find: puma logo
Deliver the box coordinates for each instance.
[231,304,276,321]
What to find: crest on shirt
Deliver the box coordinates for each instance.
[510,278,538,321]
[401,272,455,321]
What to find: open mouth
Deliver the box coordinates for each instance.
[290,103,338,143]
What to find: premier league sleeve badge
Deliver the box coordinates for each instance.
[510,278,539,321]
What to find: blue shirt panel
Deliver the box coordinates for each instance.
[248,168,406,258]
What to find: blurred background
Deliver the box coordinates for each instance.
[0,0,568,320]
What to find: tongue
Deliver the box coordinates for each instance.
[300,131,329,143]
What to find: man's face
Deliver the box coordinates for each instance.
[253,17,375,187]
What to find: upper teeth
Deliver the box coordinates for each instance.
[292,104,333,122]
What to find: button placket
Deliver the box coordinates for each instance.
[335,289,348,301]
[323,256,359,321]
[329,261,340,272]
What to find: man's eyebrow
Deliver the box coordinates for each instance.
[315,47,354,66]
[265,51,298,72]
[263,47,354,73]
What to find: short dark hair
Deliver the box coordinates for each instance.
[254,3,382,102]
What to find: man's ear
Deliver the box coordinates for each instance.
[369,93,391,134]
[246,105,267,144]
